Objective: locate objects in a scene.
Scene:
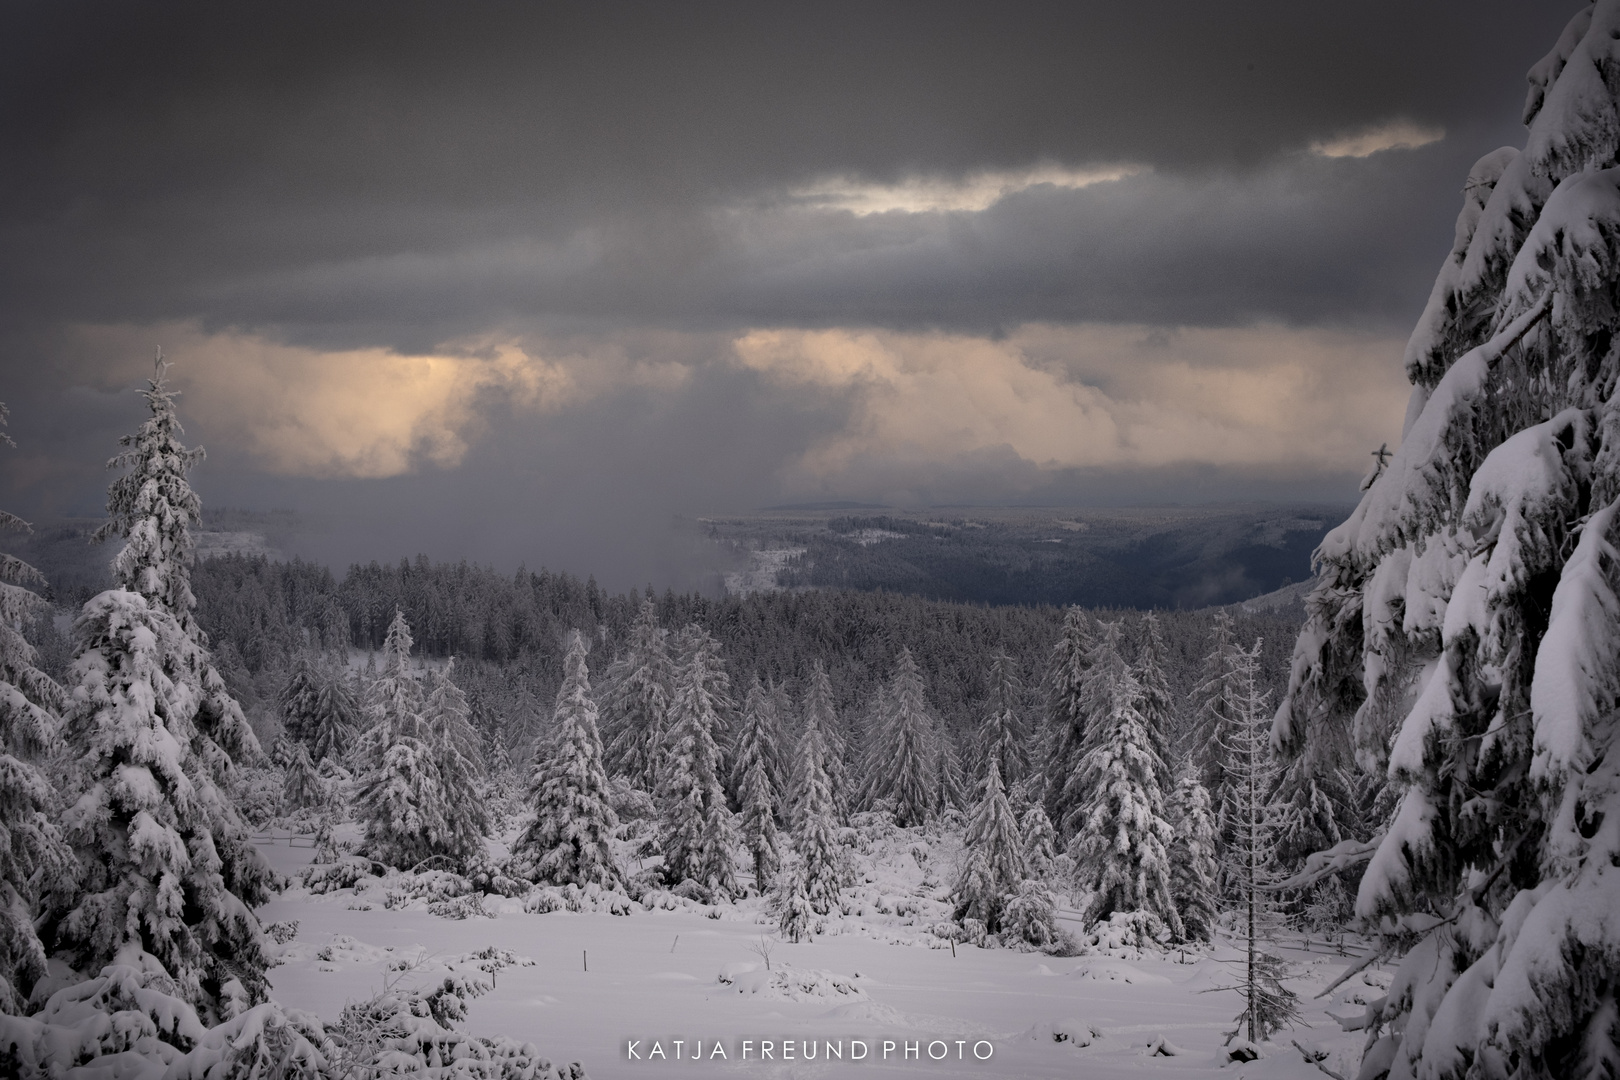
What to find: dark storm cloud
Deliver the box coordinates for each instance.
[0,1,1589,586]
[0,0,1579,342]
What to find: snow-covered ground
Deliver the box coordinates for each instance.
[254,836,1376,1079]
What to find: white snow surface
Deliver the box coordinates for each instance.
[248,830,1382,1079]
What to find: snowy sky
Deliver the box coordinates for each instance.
[0,1,1583,587]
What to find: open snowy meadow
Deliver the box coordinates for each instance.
[254,829,1370,1079]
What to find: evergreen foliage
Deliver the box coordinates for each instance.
[952,760,1026,933]
[0,403,73,1014]
[282,741,324,811]
[1043,606,1094,838]
[1165,764,1220,943]
[308,658,359,764]
[509,632,622,889]
[734,677,783,888]
[1064,623,1182,937]
[864,648,942,827]
[978,650,1027,795]
[600,599,673,791]
[422,659,489,866]
[785,683,844,917]
[657,625,738,898]
[1274,6,1620,1074]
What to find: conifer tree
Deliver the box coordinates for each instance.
[600,599,673,791]
[864,648,940,827]
[953,760,1026,932]
[353,609,424,768]
[278,654,323,746]
[308,657,359,764]
[1131,612,1176,767]
[282,741,325,811]
[1189,610,1243,828]
[509,632,622,889]
[1064,623,1182,937]
[797,661,849,820]
[1166,763,1220,943]
[733,677,783,888]
[786,683,844,916]
[1020,803,1057,881]
[0,404,74,1014]
[657,626,738,897]
[1043,606,1094,836]
[978,650,1027,795]
[422,660,488,867]
[93,357,256,770]
[1272,6,1620,1074]
[54,590,271,1015]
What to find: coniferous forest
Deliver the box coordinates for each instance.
[8,5,1620,1080]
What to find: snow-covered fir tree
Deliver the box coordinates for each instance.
[1189,610,1244,850]
[785,681,845,916]
[600,599,673,791]
[278,653,323,746]
[356,735,448,872]
[657,625,738,897]
[1166,763,1220,944]
[1132,612,1176,766]
[308,656,359,764]
[953,760,1026,933]
[1043,605,1094,838]
[1020,803,1057,881]
[978,650,1027,795]
[509,632,621,889]
[353,609,425,768]
[1064,622,1182,937]
[282,740,324,811]
[733,677,783,888]
[1220,642,1297,1043]
[422,659,488,867]
[1273,5,1620,1074]
[0,404,73,1014]
[863,648,942,827]
[93,357,257,772]
[53,589,272,1015]
[797,661,849,821]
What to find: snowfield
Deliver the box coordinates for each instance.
[255,835,1375,1079]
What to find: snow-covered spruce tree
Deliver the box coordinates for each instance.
[422,659,488,867]
[509,631,623,890]
[1043,605,1094,838]
[1219,642,1298,1044]
[1272,7,1620,1076]
[278,653,323,746]
[1063,622,1182,937]
[282,740,324,811]
[657,625,739,898]
[352,608,424,769]
[784,682,846,917]
[1132,612,1177,767]
[1166,763,1220,944]
[978,650,1027,795]
[798,661,849,820]
[308,656,359,764]
[0,405,74,1014]
[600,598,673,791]
[734,677,783,888]
[94,357,256,772]
[953,760,1027,933]
[1020,802,1058,881]
[864,648,941,827]
[53,590,271,1015]
[1189,610,1244,852]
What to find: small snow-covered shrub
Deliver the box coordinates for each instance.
[1082,910,1171,953]
[715,964,864,1000]
[428,894,491,920]
[235,766,284,827]
[264,920,299,945]
[521,882,639,915]
[1001,881,1064,950]
[300,854,382,894]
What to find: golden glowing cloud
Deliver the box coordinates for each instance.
[1310,119,1444,159]
[790,163,1142,215]
[71,324,690,479]
[733,323,1409,480]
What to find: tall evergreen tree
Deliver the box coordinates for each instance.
[54,590,271,1016]
[731,676,782,814]
[787,679,844,914]
[657,626,738,897]
[1273,6,1620,1075]
[953,760,1026,933]
[509,632,622,889]
[1043,606,1094,835]
[353,609,424,768]
[278,654,323,746]
[1131,612,1176,768]
[282,740,325,811]
[733,677,783,888]
[0,404,74,1014]
[422,660,488,867]
[864,648,940,827]
[1064,623,1181,937]
[308,657,359,764]
[93,357,256,771]
[1166,763,1220,944]
[978,650,1027,795]
[600,599,673,790]
[797,661,848,820]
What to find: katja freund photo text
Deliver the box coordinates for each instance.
[623,1038,995,1062]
